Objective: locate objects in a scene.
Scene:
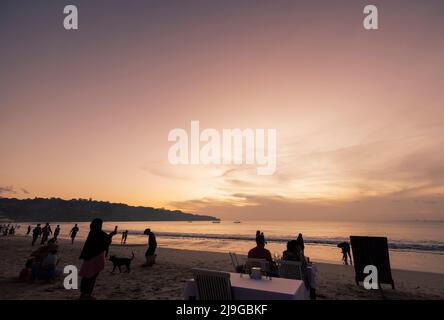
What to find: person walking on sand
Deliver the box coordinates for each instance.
[121,230,128,245]
[337,241,352,265]
[70,224,79,244]
[32,224,42,246]
[53,225,61,241]
[78,218,116,300]
[40,223,52,245]
[26,225,31,235]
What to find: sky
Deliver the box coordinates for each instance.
[1,0,444,221]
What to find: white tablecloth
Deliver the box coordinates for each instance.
[183,272,309,300]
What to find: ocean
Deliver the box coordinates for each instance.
[18,220,444,274]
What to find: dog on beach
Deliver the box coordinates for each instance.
[109,252,135,273]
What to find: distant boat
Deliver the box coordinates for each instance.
[233,221,241,224]
[212,221,221,224]
[188,221,192,223]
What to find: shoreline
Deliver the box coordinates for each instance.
[0,236,443,300]
[3,222,444,274]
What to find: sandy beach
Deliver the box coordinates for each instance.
[0,235,443,300]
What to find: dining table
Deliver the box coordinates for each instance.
[183,272,310,300]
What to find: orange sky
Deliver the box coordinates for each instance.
[1,1,444,220]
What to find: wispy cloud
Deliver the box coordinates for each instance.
[0,186,16,195]
[0,186,31,196]
[170,191,444,221]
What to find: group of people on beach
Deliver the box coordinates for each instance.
[18,219,157,300]
[17,223,79,283]
[0,223,19,236]
[29,223,74,246]
[247,230,313,297]
[12,219,354,299]
[20,238,62,282]
[29,223,80,246]
[78,221,157,299]
[248,230,351,274]
[249,230,308,273]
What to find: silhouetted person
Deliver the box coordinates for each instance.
[337,241,352,265]
[40,247,61,280]
[40,223,52,245]
[283,240,314,299]
[296,233,305,254]
[70,224,79,244]
[18,259,33,282]
[26,225,31,235]
[32,224,42,246]
[283,240,306,263]
[112,226,118,238]
[79,218,115,300]
[121,230,128,245]
[144,228,157,256]
[53,225,61,241]
[248,234,274,272]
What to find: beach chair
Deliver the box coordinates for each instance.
[191,268,233,300]
[277,260,303,280]
[350,236,395,289]
[244,258,269,274]
[228,252,243,273]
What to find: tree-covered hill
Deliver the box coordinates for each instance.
[0,197,218,222]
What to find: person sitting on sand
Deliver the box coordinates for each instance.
[78,218,116,300]
[70,224,79,244]
[31,224,42,246]
[29,238,59,281]
[18,259,33,282]
[38,247,62,281]
[248,234,275,272]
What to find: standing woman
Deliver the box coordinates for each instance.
[78,218,116,299]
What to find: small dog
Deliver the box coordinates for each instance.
[109,252,134,273]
